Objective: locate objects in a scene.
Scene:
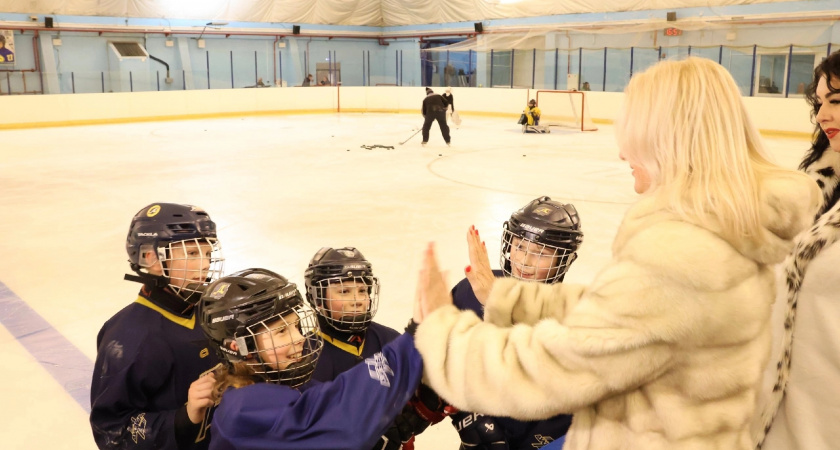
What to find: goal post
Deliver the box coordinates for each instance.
[535,90,598,132]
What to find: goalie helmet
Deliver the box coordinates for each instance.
[125,203,224,303]
[198,268,323,387]
[304,247,380,333]
[501,196,583,284]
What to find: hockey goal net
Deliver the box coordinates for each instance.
[535,90,598,132]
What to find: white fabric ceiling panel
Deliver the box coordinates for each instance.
[0,0,797,27]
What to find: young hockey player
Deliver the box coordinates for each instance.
[519,99,548,133]
[90,203,225,450]
[305,247,451,449]
[305,247,398,382]
[196,268,424,450]
[421,87,451,146]
[448,196,583,449]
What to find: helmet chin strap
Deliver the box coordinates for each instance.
[277,354,316,386]
[333,312,372,332]
[124,271,169,288]
[124,271,197,314]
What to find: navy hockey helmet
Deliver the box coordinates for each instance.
[501,196,583,284]
[304,247,380,333]
[125,203,224,303]
[198,268,323,387]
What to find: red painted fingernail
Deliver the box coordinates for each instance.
[465,265,471,273]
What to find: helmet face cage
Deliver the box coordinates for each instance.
[240,304,323,387]
[312,276,380,333]
[141,237,224,303]
[500,227,573,284]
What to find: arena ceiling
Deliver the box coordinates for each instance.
[0,0,788,27]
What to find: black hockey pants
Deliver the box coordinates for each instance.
[422,110,450,143]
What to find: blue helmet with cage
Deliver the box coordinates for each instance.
[125,203,224,303]
[500,196,583,284]
[304,247,380,333]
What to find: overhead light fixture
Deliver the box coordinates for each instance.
[198,21,229,40]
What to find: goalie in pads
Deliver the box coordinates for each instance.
[518,99,549,133]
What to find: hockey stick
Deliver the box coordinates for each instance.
[399,127,422,145]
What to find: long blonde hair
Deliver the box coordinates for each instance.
[211,362,259,403]
[616,57,793,242]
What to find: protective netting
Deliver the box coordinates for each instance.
[421,17,839,95]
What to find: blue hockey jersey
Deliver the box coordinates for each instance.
[450,273,572,450]
[90,284,220,450]
[210,333,422,450]
[311,320,401,383]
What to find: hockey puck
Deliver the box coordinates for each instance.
[347,149,350,151]
[438,154,442,156]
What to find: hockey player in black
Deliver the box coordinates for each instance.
[421,87,451,147]
[197,268,425,450]
[90,203,225,450]
[448,197,583,449]
[305,247,452,449]
[442,87,454,112]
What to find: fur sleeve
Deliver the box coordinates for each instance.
[483,278,586,327]
[415,264,676,421]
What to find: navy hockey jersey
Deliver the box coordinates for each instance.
[311,320,401,382]
[210,333,422,450]
[450,273,572,450]
[90,284,220,450]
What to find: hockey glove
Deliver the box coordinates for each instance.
[451,411,509,450]
[373,403,427,450]
[408,383,458,425]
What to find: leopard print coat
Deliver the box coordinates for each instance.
[755,147,840,448]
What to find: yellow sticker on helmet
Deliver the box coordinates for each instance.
[146,205,161,217]
[208,282,230,299]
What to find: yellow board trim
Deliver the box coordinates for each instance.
[0,109,811,139]
[0,109,335,131]
[318,331,364,357]
[134,296,195,329]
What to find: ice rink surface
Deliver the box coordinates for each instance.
[0,112,809,449]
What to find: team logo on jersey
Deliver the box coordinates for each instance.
[531,435,554,447]
[130,413,148,443]
[365,352,394,387]
[533,207,553,216]
[146,205,161,217]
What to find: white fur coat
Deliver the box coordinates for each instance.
[416,175,819,450]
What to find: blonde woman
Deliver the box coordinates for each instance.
[413,57,821,450]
